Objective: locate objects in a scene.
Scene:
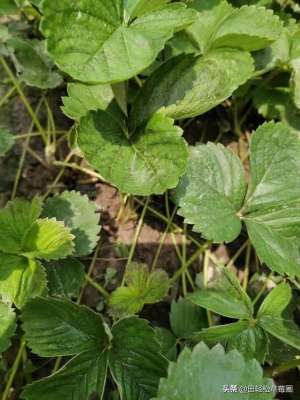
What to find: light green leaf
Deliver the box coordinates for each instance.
[211,5,282,51]
[109,317,168,400]
[44,258,85,299]
[23,218,74,260]
[125,0,171,20]
[174,143,246,242]
[22,297,108,356]
[43,191,100,256]
[155,327,177,361]
[77,111,188,196]
[188,267,253,319]
[0,254,47,309]
[131,49,254,128]
[0,129,15,156]
[290,59,300,110]
[61,83,115,120]
[21,350,108,400]
[170,297,207,338]
[8,38,62,89]
[154,342,274,400]
[0,198,42,255]
[41,1,196,83]
[257,283,300,350]
[243,122,300,276]
[109,263,170,317]
[0,301,16,353]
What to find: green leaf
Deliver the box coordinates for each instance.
[174,143,246,242]
[155,327,177,361]
[42,191,100,257]
[109,263,170,317]
[243,122,300,276]
[0,129,15,156]
[8,38,62,89]
[23,218,74,260]
[0,0,18,15]
[41,1,196,83]
[0,198,42,255]
[154,342,274,400]
[77,111,188,196]
[188,267,253,319]
[170,297,207,338]
[226,325,269,363]
[193,320,249,342]
[109,317,168,400]
[257,283,300,350]
[211,5,282,51]
[253,86,300,132]
[131,49,254,128]
[186,2,282,53]
[125,0,172,20]
[61,82,115,120]
[0,301,16,353]
[21,350,108,400]
[44,258,85,299]
[0,254,47,309]
[22,297,108,356]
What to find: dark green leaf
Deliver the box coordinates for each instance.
[22,297,108,356]
[21,350,108,400]
[109,317,168,400]
[170,297,207,338]
[155,327,177,361]
[44,258,85,299]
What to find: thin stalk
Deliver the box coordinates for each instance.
[243,242,251,290]
[203,249,213,326]
[0,86,16,108]
[2,338,26,400]
[85,274,109,298]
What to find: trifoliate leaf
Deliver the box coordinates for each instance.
[0,198,42,255]
[22,297,108,356]
[109,263,170,317]
[43,191,100,257]
[7,38,62,89]
[154,342,274,400]
[61,82,115,120]
[23,218,74,261]
[21,350,108,400]
[155,327,177,361]
[41,1,196,83]
[0,254,47,309]
[0,301,16,352]
[174,122,300,277]
[109,317,168,400]
[131,49,254,128]
[170,297,207,338]
[44,258,85,299]
[0,129,15,156]
[188,267,253,319]
[77,111,188,196]
[257,283,300,350]
[174,143,246,242]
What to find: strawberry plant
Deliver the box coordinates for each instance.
[1,1,300,399]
